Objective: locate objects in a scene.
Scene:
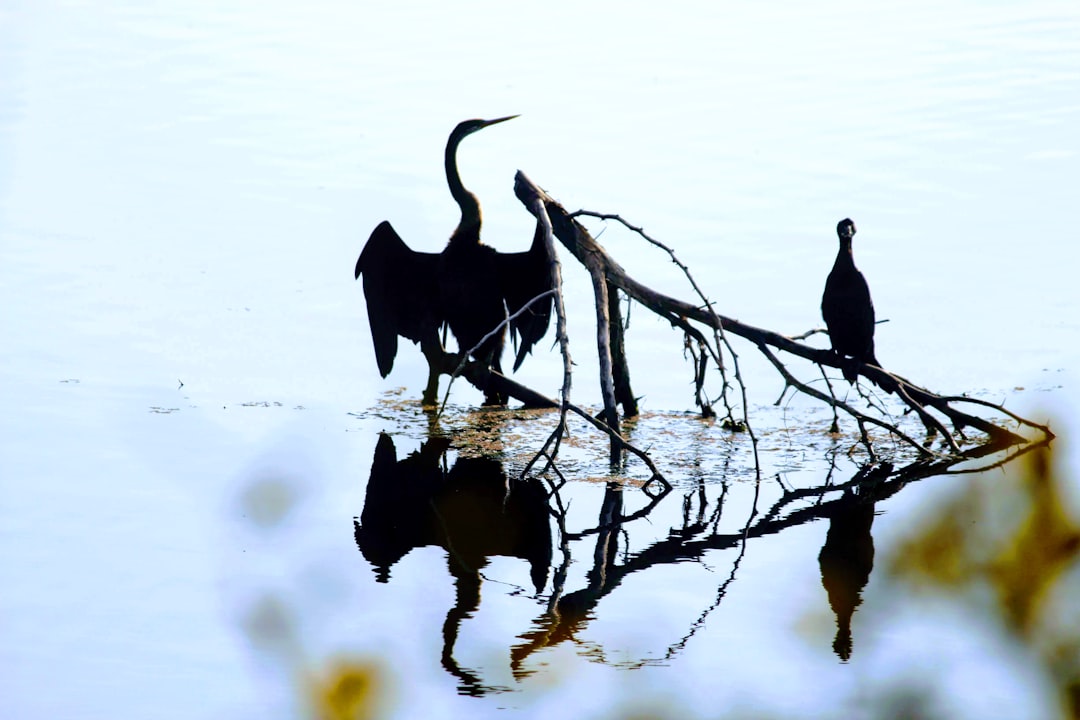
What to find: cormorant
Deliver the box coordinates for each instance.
[355,117,554,405]
[821,218,880,383]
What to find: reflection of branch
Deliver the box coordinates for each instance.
[514,439,1050,673]
[757,437,1051,528]
[543,478,573,615]
[512,483,627,677]
[563,482,672,542]
[652,478,757,666]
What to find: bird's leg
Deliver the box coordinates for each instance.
[422,366,441,407]
[420,339,446,407]
[481,355,508,406]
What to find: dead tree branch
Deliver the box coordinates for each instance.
[570,210,744,427]
[512,170,1048,457]
[519,196,668,486]
[582,243,622,464]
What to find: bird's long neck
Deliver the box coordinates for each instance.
[835,237,855,269]
[445,134,482,243]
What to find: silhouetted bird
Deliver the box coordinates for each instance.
[821,218,880,384]
[355,117,555,405]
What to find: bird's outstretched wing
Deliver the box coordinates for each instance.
[497,219,556,372]
[355,221,443,378]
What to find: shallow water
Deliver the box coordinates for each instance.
[2,1,1080,718]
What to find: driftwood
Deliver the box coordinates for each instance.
[415,171,1050,478]
[509,171,1052,461]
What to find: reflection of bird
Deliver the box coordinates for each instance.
[355,116,555,405]
[821,218,880,383]
[353,433,450,582]
[511,482,624,678]
[354,432,552,696]
[354,432,552,591]
[819,491,876,661]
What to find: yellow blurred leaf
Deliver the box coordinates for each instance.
[890,488,982,588]
[889,441,1080,719]
[989,448,1080,635]
[311,659,384,720]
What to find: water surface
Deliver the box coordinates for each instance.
[2,1,1079,718]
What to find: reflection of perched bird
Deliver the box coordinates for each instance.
[353,432,552,592]
[353,432,553,695]
[821,218,880,383]
[818,492,876,661]
[354,117,555,405]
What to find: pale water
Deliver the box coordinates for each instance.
[2,1,1079,718]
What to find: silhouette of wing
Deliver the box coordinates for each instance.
[497,219,555,371]
[853,271,878,364]
[355,221,443,377]
[821,267,876,361]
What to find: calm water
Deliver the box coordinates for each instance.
[2,1,1079,718]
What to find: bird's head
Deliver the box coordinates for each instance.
[444,115,519,235]
[836,218,857,240]
[450,115,519,144]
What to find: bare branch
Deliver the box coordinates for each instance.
[512,170,1043,457]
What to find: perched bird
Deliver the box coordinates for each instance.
[355,117,555,405]
[821,218,880,384]
[355,220,444,403]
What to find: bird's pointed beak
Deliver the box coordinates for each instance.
[481,114,519,128]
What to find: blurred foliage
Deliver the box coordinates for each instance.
[237,590,390,720]
[309,660,384,720]
[890,444,1080,719]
